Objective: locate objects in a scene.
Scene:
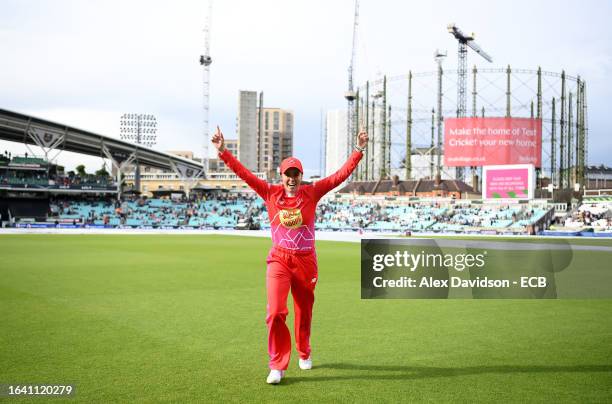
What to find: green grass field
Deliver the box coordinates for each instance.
[1,235,611,403]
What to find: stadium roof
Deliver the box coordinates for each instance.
[339,179,474,195]
[0,108,203,172]
[586,165,612,175]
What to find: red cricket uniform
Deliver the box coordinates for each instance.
[219,148,363,370]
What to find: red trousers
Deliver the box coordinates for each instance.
[266,247,318,370]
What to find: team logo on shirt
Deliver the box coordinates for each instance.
[279,208,303,229]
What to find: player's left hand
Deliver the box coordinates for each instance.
[357,128,369,149]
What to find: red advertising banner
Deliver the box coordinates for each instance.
[444,117,542,167]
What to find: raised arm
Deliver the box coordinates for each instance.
[212,126,269,199]
[313,129,369,199]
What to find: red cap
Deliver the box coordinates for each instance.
[280,157,303,174]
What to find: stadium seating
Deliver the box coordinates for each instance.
[34,193,560,234]
[559,196,612,232]
[10,156,47,165]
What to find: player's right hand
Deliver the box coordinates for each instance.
[357,128,369,149]
[212,126,225,152]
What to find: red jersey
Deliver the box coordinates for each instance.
[219,149,362,253]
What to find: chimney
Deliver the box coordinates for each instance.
[472,174,479,193]
[434,173,442,187]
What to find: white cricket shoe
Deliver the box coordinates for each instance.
[266,369,284,384]
[298,356,312,370]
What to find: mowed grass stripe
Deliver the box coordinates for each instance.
[1,235,610,403]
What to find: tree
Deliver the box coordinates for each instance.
[95,166,110,178]
[75,165,87,177]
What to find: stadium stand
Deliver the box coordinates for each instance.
[315,196,551,234]
[564,197,612,231]
[540,195,612,236]
[0,154,114,189]
[7,193,553,235]
[45,194,267,229]
[3,171,608,235]
[10,156,47,165]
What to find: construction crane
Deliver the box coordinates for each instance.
[345,0,359,160]
[447,24,492,180]
[199,0,213,173]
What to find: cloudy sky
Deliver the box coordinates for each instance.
[1,0,611,178]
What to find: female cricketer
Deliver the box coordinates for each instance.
[212,126,368,384]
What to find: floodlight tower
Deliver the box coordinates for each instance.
[119,113,157,193]
[345,0,359,160]
[447,24,492,181]
[199,0,213,173]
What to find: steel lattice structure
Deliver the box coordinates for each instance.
[353,67,588,190]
